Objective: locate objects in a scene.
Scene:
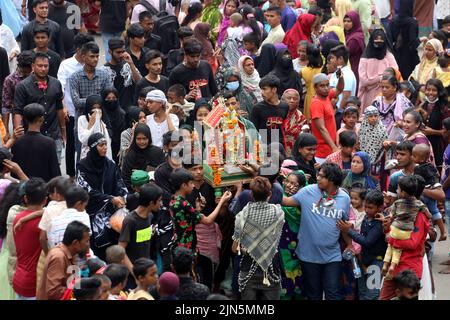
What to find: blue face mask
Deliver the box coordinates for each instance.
[226,81,240,91]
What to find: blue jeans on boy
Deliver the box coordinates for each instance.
[299,260,342,300]
[421,195,441,221]
[380,17,391,31]
[358,259,384,300]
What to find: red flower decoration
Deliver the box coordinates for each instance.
[38,81,48,91]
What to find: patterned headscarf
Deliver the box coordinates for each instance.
[221,38,241,68]
[359,106,388,163]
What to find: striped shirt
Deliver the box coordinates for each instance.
[69,67,112,117]
[47,209,91,249]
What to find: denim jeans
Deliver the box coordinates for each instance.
[421,195,441,221]
[196,254,218,291]
[101,32,122,62]
[358,259,384,300]
[300,260,343,300]
[55,138,64,165]
[380,17,391,31]
[240,273,281,300]
[445,200,450,236]
[232,255,241,297]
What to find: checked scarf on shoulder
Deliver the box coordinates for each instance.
[232,202,284,286]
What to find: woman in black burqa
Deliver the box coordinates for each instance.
[76,132,128,260]
[268,48,302,97]
[121,123,165,191]
[387,0,420,79]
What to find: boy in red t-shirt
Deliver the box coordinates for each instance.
[13,178,48,300]
[310,72,344,163]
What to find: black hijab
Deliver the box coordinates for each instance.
[187,98,211,127]
[101,87,126,133]
[362,28,391,60]
[256,43,277,77]
[126,106,145,127]
[124,123,165,169]
[269,48,302,94]
[79,133,107,176]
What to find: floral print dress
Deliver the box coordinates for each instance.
[169,195,202,252]
[280,196,304,299]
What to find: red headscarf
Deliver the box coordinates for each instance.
[344,11,365,55]
[283,13,315,59]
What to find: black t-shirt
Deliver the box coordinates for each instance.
[21,20,64,57]
[163,48,183,77]
[11,132,61,182]
[100,0,127,34]
[42,49,62,78]
[48,2,78,57]
[186,182,216,217]
[154,161,175,206]
[119,210,153,263]
[104,62,135,110]
[144,34,162,52]
[127,47,149,77]
[168,61,218,102]
[135,76,169,100]
[176,276,210,300]
[250,100,288,146]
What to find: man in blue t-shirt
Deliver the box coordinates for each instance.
[386,141,416,204]
[282,163,352,300]
[385,140,445,227]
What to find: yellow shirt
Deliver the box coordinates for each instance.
[300,67,322,119]
[127,289,154,300]
[435,67,450,88]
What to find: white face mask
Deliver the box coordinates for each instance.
[425,96,439,104]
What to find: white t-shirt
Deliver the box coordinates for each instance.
[374,0,391,19]
[329,65,357,109]
[226,26,244,41]
[38,201,67,233]
[146,113,179,148]
[47,208,91,249]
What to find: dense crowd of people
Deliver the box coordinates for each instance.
[0,0,449,301]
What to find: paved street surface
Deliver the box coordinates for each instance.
[432,239,450,300]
